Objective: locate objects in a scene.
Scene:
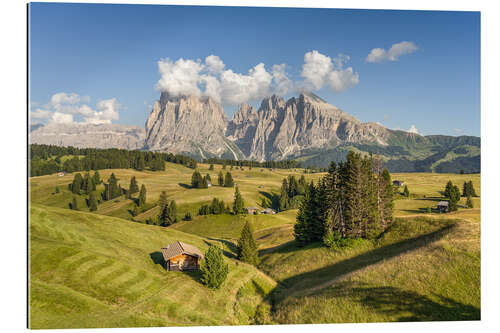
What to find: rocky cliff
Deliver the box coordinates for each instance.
[30,123,145,150]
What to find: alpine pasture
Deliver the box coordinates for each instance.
[29,161,480,327]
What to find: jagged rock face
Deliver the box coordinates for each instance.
[227,92,391,161]
[144,93,240,159]
[30,123,145,150]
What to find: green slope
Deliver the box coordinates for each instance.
[29,204,276,329]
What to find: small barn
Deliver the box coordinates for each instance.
[437,201,449,213]
[393,180,404,186]
[261,208,276,214]
[207,180,212,187]
[161,241,204,271]
[246,207,259,214]
[57,172,65,177]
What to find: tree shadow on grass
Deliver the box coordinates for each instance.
[203,238,237,259]
[317,281,480,321]
[259,191,280,211]
[178,183,192,189]
[271,223,457,303]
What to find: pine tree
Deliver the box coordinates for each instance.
[201,176,208,188]
[104,173,120,200]
[88,192,98,211]
[132,205,140,217]
[403,185,410,198]
[222,162,226,170]
[136,154,145,171]
[183,212,192,221]
[468,180,477,197]
[218,171,224,186]
[237,222,259,265]
[129,176,139,194]
[55,186,60,193]
[93,170,101,185]
[71,173,83,194]
[191,170,203,188]
[449,185,461,212]
[158,191,168,226]
[444,180,453,198]
[200,246,228,289]
[279,178,289,211]
[379,168,394,230]
[209,164,214,170]
[224,172,234,187]
[138,184,147,207]
[71,197,78,210]
[466,194,474,208]
[167,200,178,225]
[233,186,245,214]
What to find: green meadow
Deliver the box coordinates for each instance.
[29,161,480,327]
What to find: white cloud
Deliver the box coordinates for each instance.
[49,112,73,124]
[408,125,419,134]
[30,108,52,119]
[84,98,120,124]
[301,50,359,92]
[35,92,121,125]
[155,52,357,105]
[366,41,418,63]
[205,55,225,74]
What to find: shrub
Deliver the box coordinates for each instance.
[323,230,367,250]
[200,246,228,289]
[183,212,193,221]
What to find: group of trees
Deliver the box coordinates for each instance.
[202,157,302,170]
[30,144,199,177]
[443,180,477,211]
[191,170,234,188]
[198,198,230,215]
[69,171,102,211]
[279,175,307,211]
[157,191,178,226]
[294,152,394,246]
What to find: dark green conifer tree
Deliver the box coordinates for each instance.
[279,178,289,211]
[449,185,461,212]
[71,197,78,210]
[158,191,169,226]
[224,172,234,187]
[71,173,83,194]
[129,176,139,194]
[191,170,203,188]
[138,184,147,207]
[200,246,228,289]
[233,186,245,214]
[237,222,259,265]
[218,171,224,186]
[209,164,214,170]
[466,194,474,208]
[93,170,101,185]
[88,192,98,211]
[444,180,453,198]
[403,185,410,198]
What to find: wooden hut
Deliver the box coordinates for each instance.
[437,201,449,213]
[261,208,276,214]
[393,180,404,187]
[246,207,259,215]
[161,241,204,271]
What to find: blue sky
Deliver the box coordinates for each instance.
[29,3,480,136]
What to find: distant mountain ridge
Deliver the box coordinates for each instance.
[30,92,480,173]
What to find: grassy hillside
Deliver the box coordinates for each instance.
[29,204,276,329]
[260,216,480,323]
[29,163,480,326]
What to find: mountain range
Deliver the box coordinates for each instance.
[30,92,480,173]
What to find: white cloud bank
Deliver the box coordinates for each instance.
[30,92,120,125]
[156,51,359,105]
[366,41,418,63]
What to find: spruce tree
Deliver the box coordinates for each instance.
[449,185,461,212]
[403,185,410,198]
[468,180,477,197]
[224,172,234,187]
[55,186,60,193]
[218,171,224,186]
[233,186,245,214]
[237,222,259,265]
[466,194,474,208]
[71,173,83,194]
[191,170,203,188]
[200,246,228,289]
[93,170,101,185]
[444,180,453,198]
[129,176,139,194]
[279,178,289,211]
[205,173,211,183]
[88,192,98,211]
[138,184,147,207]
[136,154,145,171]
[158,191,168,226]
[167,200,178,225]
[183,212,192,221]
[71,197,78,210]
[209,164,214,170]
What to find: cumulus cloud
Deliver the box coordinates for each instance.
[366,41,418,63]
[49,112,73,124]
[301,51,359,92]
[408,125,419,134]
[35,92,121,125]
[30,108,52,119]
[155,52,358,105]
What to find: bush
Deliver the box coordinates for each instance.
[323,230,367,250]
[200,246,228,289]
[183,212,193,221]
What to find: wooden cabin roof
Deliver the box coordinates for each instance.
[437,201,449,206]
[161,241,204,261]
